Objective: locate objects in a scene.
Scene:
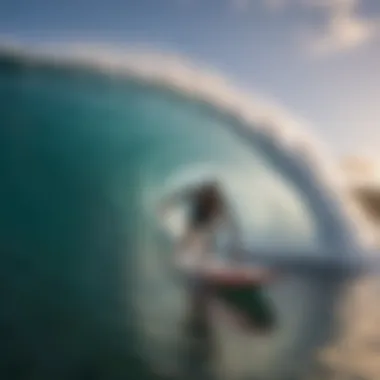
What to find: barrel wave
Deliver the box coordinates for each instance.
[0,46,373,380]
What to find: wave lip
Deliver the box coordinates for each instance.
[0,40,375,250]
[0,40,378,380]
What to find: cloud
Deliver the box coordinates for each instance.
[303,0,379,56]
[258,0,379,56]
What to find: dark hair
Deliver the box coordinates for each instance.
[195,182,223,218]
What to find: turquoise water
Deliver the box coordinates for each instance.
[0,51,359,379]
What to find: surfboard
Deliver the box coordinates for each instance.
[175,248,277,332]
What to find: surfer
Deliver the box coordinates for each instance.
[158,180,277,374]
[158,180,239,260]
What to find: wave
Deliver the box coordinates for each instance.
[0,41,376,380]
[0,42,375,247]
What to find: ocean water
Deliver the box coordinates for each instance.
[0,48,375,380]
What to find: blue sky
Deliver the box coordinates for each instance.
[0,0,379,157]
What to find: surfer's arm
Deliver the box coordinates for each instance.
[224,207,243,260]
[156,186,198,216]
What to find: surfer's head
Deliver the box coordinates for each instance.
[194,180,224,217]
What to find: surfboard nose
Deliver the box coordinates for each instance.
[212,281,277,332]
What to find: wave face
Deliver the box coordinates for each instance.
[0,48,367,380]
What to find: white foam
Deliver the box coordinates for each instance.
[0,40,376,249]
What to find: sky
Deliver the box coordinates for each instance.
[0,0,379,158]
